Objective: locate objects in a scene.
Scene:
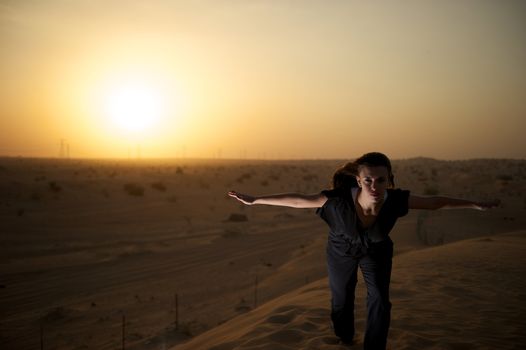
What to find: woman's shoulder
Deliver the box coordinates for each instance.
[387,188,410,196]
[317,187,354,217]
[386,188,411,217]
[386,188,411,206]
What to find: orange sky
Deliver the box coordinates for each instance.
[1,1,525,159]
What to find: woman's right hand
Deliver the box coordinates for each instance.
[228,191,256,205]
[473,199,501,211]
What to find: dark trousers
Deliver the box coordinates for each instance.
[327,240,393,350]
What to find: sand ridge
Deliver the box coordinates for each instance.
[172,231,526,350]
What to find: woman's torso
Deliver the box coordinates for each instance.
[316,187,410,257]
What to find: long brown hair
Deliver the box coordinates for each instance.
[331,152,395,191]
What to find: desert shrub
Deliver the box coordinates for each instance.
[198,180,210,189]
[235,298,252,313]
[222,229,243,238]
[31,191,42,201]
[151,181,167,192]
[303,174,318,181]
[496,174,513,181]
[175,166,184,175]
[41,306,72,322]
[123,183,144,196]
[183,215,192,226]
[236,173,252,183]
[274,212,295,219]
[225,213,248,222]
[424,186,439,196]
[48,181,62,193]
[260,258,272,267]
[178,320,200,337]
[86,167,98,176]
[269,174,280,181]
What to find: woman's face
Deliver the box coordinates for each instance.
[356,165,390,202]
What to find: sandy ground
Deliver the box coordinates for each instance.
[0,157,525,349]
[172,231,526,350]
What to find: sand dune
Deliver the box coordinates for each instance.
[172,230,526,350]
[1,157,525,349]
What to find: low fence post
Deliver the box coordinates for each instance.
[175,293,179,331]
[254,275,258,309]
[40,322,44,350]
[122,314,125,350]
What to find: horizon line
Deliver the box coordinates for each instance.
[0,155,524,162]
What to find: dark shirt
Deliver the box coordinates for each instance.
[316,187,410,257]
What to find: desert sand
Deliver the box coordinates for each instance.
[172,231,526,350]
[1,157,525,349]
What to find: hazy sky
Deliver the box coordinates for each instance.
[1,0,525,159]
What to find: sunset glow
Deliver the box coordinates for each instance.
[101,80,166,134]
[0,1,525,159]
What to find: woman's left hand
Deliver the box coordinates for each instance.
[228,191,256,205]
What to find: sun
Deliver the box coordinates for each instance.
[102,80,166,133]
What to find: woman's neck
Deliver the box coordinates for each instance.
[356,189,384,215]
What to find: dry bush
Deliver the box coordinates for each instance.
[225,213,248,222]
[496,174,513,182]
[151,181,167,192]
[236,173,252,183]
[123,183,145,196]
[302,174,318,181]
[48,181,62,193]
[31,191,42,201]
[222,229,243,238]
[198,180,210,189]
[274,212,295,219]
[424,186,439,196]
[183,215,192,226]
[234,298,252,314]
[268,174,280,181]
[41,306,75,323]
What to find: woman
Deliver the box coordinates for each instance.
[228,152,499,350]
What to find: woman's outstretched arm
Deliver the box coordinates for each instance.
[228,190,327,208]
[409,195,500,211]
